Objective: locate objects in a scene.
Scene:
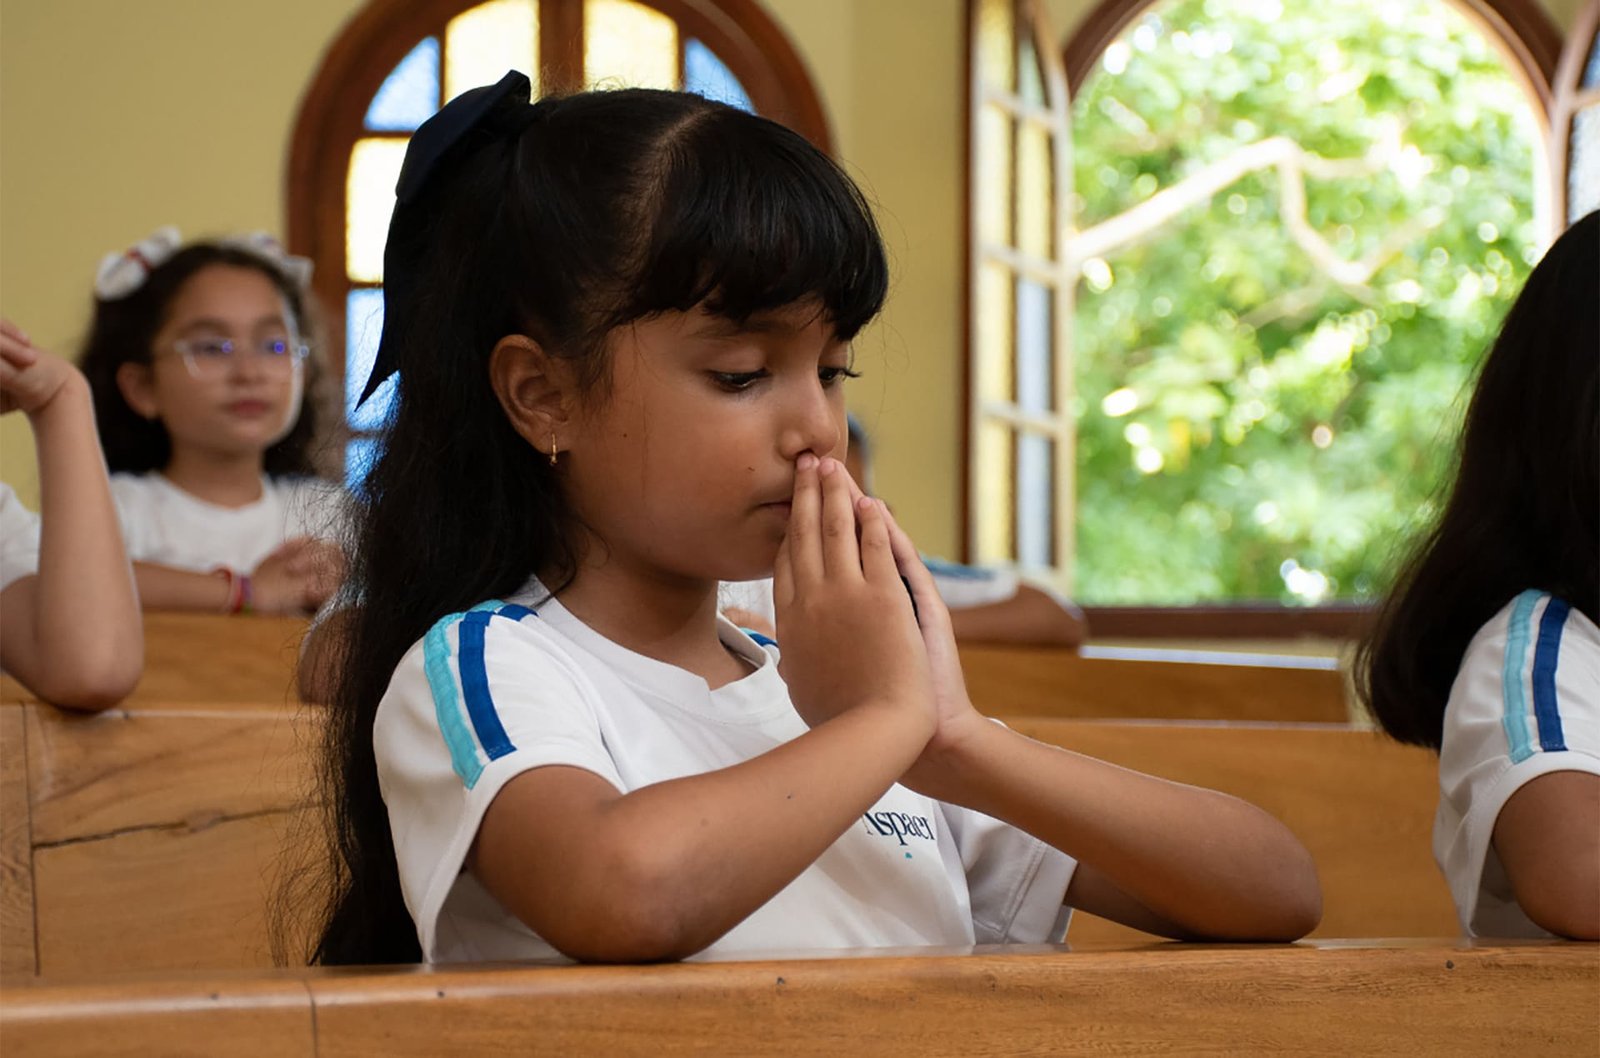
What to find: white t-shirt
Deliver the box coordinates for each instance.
[720,560,1028,631]
[109,472,343,574]
[1435,590,1600,937]
[0,483,41,593]
[375,581,1077,964]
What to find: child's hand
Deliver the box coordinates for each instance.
[252,537,345,614]
[1,319,82,417]
[876,503,988,796]
[773,454,936,740]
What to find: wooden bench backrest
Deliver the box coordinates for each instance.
[1007,719,1458,941]
[3,701,1452,977]
[959,644,1350,723]
[1,702,319,978]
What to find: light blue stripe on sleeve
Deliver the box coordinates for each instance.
[1500,590,1544,764]
[421,601,506,789]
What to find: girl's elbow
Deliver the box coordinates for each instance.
[36,648,142,711]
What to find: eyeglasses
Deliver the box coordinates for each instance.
[169,336,311,378]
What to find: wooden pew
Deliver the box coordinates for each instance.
[0,700,320,978]
[959,643,1350,723]
[3,703,1456,977]
[2,941,1595,1057]
[1009,718,1459,942]
[0,612,311,709]
[2,618,1349,723]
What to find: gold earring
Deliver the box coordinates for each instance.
[548,432,559,467]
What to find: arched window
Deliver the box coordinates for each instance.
[1550,0,1600,224]
[287,0,829,482]
[968,0,1562,636]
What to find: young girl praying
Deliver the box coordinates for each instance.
[1358,211,1599,941]
[311,73,1321,966]
[79,229,343,615]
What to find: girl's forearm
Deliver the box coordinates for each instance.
[484,700,933,961]
[29,375,142,705]
[131,562,235,611]
[923,720,1322,941]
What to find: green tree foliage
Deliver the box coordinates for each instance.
[1069,0,1539,603]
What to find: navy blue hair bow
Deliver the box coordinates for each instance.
[358,70,535,403]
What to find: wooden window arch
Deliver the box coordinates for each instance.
[285,0,830,480]
[1550,0,1600,225]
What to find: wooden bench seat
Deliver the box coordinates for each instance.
[2,940,1595,1057]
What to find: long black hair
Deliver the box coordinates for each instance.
[77,242,325,476]
[308,87,888,965]
[1356,211,1599,748]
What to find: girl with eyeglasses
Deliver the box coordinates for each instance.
[78,230,344,615]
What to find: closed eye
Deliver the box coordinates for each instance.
[819,366,862,388]
[710,369,769,392]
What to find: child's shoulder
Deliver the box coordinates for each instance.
[1445,590,1600,751]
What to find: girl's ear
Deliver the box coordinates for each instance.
[115,361,160,421]
[489,335,577,452]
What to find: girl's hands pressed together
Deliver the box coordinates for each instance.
[875,502,988,796]
[773,453,936,743]
[251,536,345,614]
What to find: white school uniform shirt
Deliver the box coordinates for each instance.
[375,580,1077,963]
[0,483,42,592]
[109,472,343,573]
[1434,590,1600,937]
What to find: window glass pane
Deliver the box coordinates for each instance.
[977,262,1014,403]
[1016,431,1054,568]
[365,37,440,131]
[1017,121,1053,259]
[346,138,409,283]
[1585,30,1600,88]
[978,104,1013,246]
[1570,105,1600,224]
[445,0,538,102]
[1069,0,1541,604]
[974,420,1015,563]
[1016,277,1052,413]
[346,288,397,431]
[585,0,679,90]
[1018,30,1045,106]
[976,0,1014,93]
[346,435,383,493]
[684,38,752,111]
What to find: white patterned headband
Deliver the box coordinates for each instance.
[94,226,314,301]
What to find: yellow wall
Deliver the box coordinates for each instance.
[0,0,1582,561]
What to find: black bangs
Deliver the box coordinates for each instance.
[622,106,888,340]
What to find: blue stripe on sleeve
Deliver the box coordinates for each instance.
[423,613,486,789]
[745,630,777,647]
[497,603,537,622]
[1530,596,1571,752]
[1500,591,1543,764]
[457,610,517,764]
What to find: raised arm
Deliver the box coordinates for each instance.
[471,455,937,962]
[882,507,1321,943]
[0,321,142,709]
